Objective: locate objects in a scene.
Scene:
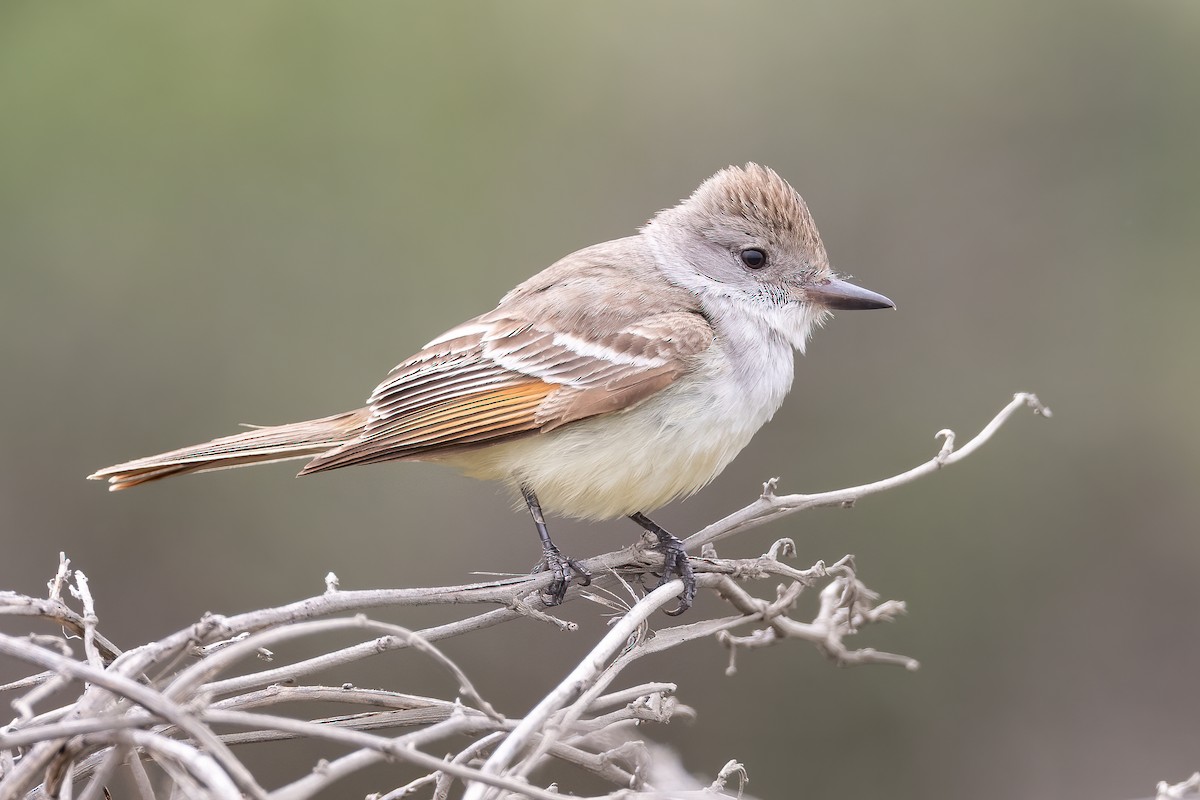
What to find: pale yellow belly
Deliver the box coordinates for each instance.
[432,374,771,520]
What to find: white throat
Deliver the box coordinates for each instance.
[642,226,827,353]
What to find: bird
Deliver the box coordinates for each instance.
[89,163,894,615]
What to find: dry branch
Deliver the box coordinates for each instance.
[1155,773,1200,800]
[0,394,1049,799]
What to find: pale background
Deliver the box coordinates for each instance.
[2,2,1198,798]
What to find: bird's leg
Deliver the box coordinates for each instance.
[522,486,592,606]
[629,512,696,616]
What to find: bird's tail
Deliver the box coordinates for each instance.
[87,408,371,491]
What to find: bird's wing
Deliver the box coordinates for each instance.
[297,310,713,473]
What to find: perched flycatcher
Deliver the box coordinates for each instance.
[90,164,895,614]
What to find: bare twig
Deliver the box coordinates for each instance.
[465,580,688,800]
[681,392,1049,552]
[0,632,265,800]
[0,394,1046,799]
[68,572,103,672]
[1156,773,1200,800]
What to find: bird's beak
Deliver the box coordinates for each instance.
[805,276,895,310]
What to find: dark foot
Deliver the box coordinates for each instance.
[533,546,593,606]
[630,512,696,616]
[522,485,591,607]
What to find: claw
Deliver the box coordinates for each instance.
[629,512,695,615]
[534,546,592,606]
[653,534,696,616]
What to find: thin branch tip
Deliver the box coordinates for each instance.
[935,429,956,463]
[760,477,779,499]
[709,759,748,796]
[766,539,796,561]
[1016,391,1052,418]
[1156,772,1200,800]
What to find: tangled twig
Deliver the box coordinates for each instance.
[0,394,1048,799]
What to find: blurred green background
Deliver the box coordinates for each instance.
[2,1,1198,798]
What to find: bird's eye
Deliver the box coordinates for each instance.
[740,248,767,269]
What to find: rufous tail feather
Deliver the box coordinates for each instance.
[88,409,370,491]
